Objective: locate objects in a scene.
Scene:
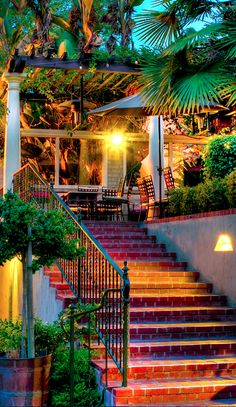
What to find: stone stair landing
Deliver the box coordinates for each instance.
[84,221,236,407]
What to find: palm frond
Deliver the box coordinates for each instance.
[164,23,223,55]
[169,69,229,114]
[135,10,180,48]
[220,83,236,106]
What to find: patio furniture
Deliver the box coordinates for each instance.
[62,187,99,219]
[137,175,168,220]
[96,178,127,220]
[164,167,175,191]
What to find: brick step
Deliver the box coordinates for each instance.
[130,294,227,307]
[129,321,236,340]
[117,261,188,270]
[56,292,76,307]
[92,338,236,359]
[93,356,236,382]
[130,282,211,290]
[129,306,236,322]
[129,271,199,280]
[104,399,236,407]
[100,242,165,249]
[130,276,198,283]
[50,282,70,290]
[87,226,146,234]
[130,287,211,295]
[96,235,156,242]
[84,221,139,228]
[110,251,176,261]
[107,378,236,405]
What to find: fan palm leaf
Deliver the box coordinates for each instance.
[135,10,181,48]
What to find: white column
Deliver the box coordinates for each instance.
[2,72,26,193]
[141,116,165,199]
[55,137,60,186]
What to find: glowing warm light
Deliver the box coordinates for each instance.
[214,234,233,252]
[112,134,123,145]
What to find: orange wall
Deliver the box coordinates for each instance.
[0,259,22,320]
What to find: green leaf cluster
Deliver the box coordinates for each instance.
[49,347,102,407]
[0,191,85,272]
[168,176,229,216]
[203,134,236,179]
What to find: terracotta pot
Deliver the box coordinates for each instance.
[0,354,52,406]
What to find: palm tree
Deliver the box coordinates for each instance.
[135,0,236,114]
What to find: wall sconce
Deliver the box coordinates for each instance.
[214,234,233,252]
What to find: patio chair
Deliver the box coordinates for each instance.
[164,167,175,192]
[96,177,127,220]
[141,175,161,219]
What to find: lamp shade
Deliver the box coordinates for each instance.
[214,234,233,252]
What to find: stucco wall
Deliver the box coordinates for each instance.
[145,211,236,306]
[33,268,63,323]
[0,259,22,320]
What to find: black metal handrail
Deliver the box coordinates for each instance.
[13,161,130,387]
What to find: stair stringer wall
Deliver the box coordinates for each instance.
[33,267,63,323]
[145,211,236,306]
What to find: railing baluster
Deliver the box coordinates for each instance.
[13,162,130,387]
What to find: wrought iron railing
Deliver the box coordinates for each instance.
[13,161,130,387]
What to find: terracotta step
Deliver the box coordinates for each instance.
[129,271,199,281]
[92,339,236,360]
[130,294,227,307]
[93,356,236,382]
[129,306,236,323]
[130,281,211,290]
[97,235,156,242]
[101,242,165,249]
[131,338,236,358]
[103,400,236,407]
[117,261,188,270]
[110,251,176,261]
[107,378,236,405]
[129,321,236,340]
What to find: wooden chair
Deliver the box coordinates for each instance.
[164,167,175,191]
[96,177,127,220]
[142,175,160,219]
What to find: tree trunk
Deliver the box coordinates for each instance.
[27,227,35,358]
[21,255,27,358]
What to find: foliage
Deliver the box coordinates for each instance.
[225,170,236,208]
[135,1,236,114]
[49,347,102,407]
[203,134,236,179]
[0,191,85,272]
[0,319,22,355]
[168,176,230,216]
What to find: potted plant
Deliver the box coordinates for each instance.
[0,191,85,406]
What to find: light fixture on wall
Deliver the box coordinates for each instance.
[214,233,233,252]
[112,134,123,146]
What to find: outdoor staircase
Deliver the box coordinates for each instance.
[44,221,236,406]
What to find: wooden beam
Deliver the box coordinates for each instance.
[11,56,141,75]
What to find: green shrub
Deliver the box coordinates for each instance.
[225,169,236,207]
[0,320,22,355]
[203,135,236,178]
[168,177,230,216]
[49,347,102,407]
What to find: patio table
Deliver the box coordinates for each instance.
[62,187,100,219]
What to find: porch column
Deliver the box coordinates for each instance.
[2,72,26,193]
[141,116,165,199]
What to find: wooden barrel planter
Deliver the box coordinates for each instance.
[0,354,52,407]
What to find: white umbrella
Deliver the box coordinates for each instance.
[89,93,152,117]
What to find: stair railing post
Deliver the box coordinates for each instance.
[69,303,76,407]
[122,260,130,387]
